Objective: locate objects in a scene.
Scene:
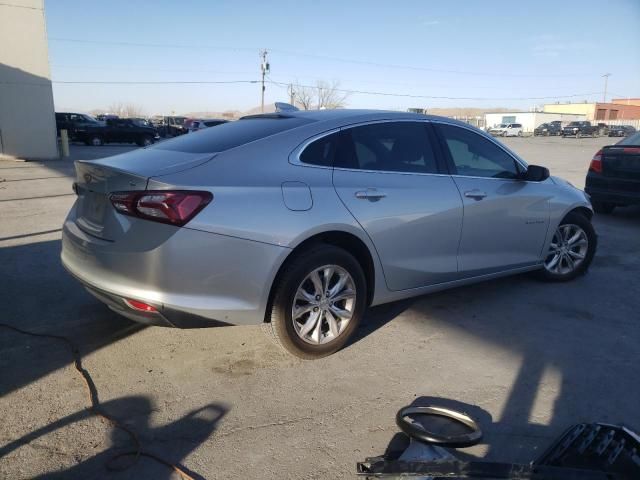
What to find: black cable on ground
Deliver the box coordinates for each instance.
[0,323,197,480]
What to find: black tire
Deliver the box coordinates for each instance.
[89,135,103,146]
[536,211,597,282]
[267,244,367,359]
[592,200,615,214]
[137,135,153,147]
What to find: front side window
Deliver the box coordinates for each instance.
[437,124,520,179]
[335,122,438,174]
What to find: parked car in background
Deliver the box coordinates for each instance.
[76,118,159,146]
[62,109,596,359]
[55,112,101,139]
[608,125,637,137]
[534,122,562,136]
[596,123,609,136]
[151,116,188,137]
[585,131,640,214]
[186,119,229,133]
[562,121,598,138]
[489,123,523,137]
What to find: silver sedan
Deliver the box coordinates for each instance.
[62,109,596,358]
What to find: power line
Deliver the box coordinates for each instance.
[268,79,603,101]
[52,80,258,85]
[49,36,592,79]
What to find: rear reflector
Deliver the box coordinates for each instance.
[109,190,212,226]
[589,150,603,174]
[124,298,158,313]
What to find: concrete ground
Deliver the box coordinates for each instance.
[1,138,638,479]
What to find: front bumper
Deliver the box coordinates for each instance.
[61,208,290,327]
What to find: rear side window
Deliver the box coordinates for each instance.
[300,132,339,166]
[152,116,313,153]
[335,122,438,174]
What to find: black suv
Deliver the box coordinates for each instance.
[55,112,101,139]
[77,118,159,146]
[534,121,562,136]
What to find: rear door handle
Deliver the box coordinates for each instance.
[464,190,487,200]
[355,188,387,200]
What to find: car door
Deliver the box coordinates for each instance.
[433,122,549,277]
[331,121,464,291]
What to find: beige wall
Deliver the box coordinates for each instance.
[0,0,58,159]
[543,103,596,118]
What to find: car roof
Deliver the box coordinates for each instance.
[241,109,474,128]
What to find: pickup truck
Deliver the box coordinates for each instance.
[562,121,598,138]
[76,118,160,146]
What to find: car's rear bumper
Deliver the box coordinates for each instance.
[585,173,640,205]
[61,206,290,327]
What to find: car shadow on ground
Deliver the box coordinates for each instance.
[1,395,227,479]
[352,206,640,463]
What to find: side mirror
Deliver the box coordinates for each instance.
[522,164,550,182]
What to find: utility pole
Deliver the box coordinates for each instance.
[287,84,295,105]
[260,50,269,113]
[602,73,611,103]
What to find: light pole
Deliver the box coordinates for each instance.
[602,73,611,103]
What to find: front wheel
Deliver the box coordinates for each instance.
[537,212,597,282]
[267,245,367,359]
[89,135,103,146]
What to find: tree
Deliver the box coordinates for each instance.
[316,80,349,110]
[290,80,349,110]
[107,102,145,118]
[291,82,315,110]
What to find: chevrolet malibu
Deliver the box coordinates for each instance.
[62,109,597,358]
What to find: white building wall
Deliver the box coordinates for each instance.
[0,0,58,159]
[484,112,587,133]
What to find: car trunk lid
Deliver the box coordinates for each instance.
[73,148,215,240]
[601,145,640,181]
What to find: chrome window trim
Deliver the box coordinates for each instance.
[290,118,532,181]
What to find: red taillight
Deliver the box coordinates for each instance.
[589,150,603,174]
[109,190,212,226]
[124,298,158,313]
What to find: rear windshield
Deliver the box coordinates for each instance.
[618,132,640,145]
[152,116,313,153]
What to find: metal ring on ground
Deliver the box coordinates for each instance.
[395,406,483,448]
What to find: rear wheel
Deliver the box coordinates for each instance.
[592,200,615,214]
[537,212,596,282]
[90,135,103,146]
[267,245,367,359]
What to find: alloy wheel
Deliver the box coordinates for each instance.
[291,265,356,345]
[544,224,589,275]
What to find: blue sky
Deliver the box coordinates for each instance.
[45,0,640,115]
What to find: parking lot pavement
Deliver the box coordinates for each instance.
[1,138,638,479]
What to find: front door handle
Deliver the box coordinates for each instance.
[464,190,487,200]
[355,188,387,200]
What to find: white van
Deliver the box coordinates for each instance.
[489,123,523,137]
